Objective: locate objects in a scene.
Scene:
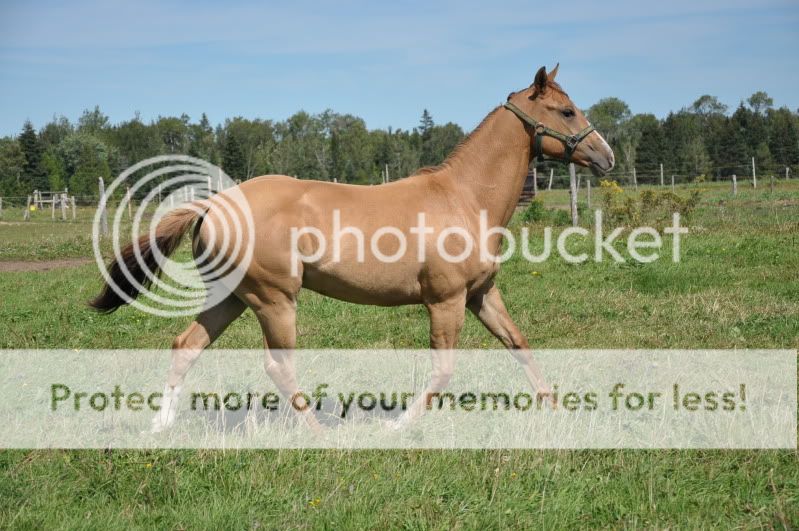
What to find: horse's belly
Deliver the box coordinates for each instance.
[302,264,422,306]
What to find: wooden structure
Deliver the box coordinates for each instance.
[517,169,537,207]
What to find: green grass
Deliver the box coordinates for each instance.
[1,180,798,528]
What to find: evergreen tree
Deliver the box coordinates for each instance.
[419,109,434,136]
[71,141,110,195]
[18,120,48,191]
[419,109,436,166]
[732,103,767,158]
[717,117,749,177]
[222,134,246,181]
[0,138,26,196]
[631,114,665,179]
[755,142,773,174]
[426,123,465,165]
[189,113,217,162]
[768,108,799,170]
[663,111,706,178]
[109,117,163,168]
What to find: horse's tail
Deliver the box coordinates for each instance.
[89,207,205,313]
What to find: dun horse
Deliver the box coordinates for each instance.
[90,65,615,432]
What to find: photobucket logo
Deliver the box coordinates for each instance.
[92,155,255,317]
[290,210,688,276]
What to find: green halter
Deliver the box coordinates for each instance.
[503,101,595,163]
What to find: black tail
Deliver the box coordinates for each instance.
[89,208,203,313]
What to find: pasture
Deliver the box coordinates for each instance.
[1,180,798,528]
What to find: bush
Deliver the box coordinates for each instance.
[551,209,571,226]
[599,179,701,228]
[521,199,572,226]
[521,200,546,222]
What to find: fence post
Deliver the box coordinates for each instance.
[660,163,664,187]
[752,157,757,188]
[632,167,638,190]
[548,169,553,191]
[61,193,67,221]
[385,163,389,183]
[586,178,591,210]
[569,163,578,227]
[770,174,774,194]
[23,195,31,221]
[51,194,56,220]
[532,165,538,195]
[732,174,737,196]
[126,186,132,219]
[787,166,790,181]
[671,175,675,193]
[207,175,213,196]
[71,196,76,220]
[98,177,109,236]
[218,169,224,191]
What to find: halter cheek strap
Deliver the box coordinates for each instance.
[503,101,595,163]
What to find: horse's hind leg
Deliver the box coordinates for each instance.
[251,289,323,434]
[151,293,246,432]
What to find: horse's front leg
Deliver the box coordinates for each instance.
[467,281,553,402]
[392,293,466,428]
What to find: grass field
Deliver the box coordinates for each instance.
[1,180,798,528]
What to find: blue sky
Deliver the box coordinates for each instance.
[1,0,798,136]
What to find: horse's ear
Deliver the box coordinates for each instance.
[532,66,548,92]
[548,63,560,82]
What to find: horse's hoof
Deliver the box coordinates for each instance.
[150,413,174,434]
[383,418,407,432]
[150,418,165,434]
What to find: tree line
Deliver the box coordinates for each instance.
[1,91,797,198]
[586,92,799,182]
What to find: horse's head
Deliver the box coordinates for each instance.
[506,64,614,176]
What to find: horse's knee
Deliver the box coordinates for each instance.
[509,332,529,350]
[264,359,281,379]
[510,348,530,362]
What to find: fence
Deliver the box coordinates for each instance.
[0,160,794,227]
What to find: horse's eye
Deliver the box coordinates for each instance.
[561,108,575,118]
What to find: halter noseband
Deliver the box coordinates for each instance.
[503,100,595,163]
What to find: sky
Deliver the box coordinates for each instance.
[1,0,798,136]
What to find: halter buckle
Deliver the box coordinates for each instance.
[565,135,580,151]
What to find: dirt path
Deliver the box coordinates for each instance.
[0,258,94,272]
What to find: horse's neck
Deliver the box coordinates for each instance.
[439,108,532,227]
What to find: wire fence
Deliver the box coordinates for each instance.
[0,160,794,223]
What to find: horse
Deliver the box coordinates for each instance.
[90,65,615,432]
